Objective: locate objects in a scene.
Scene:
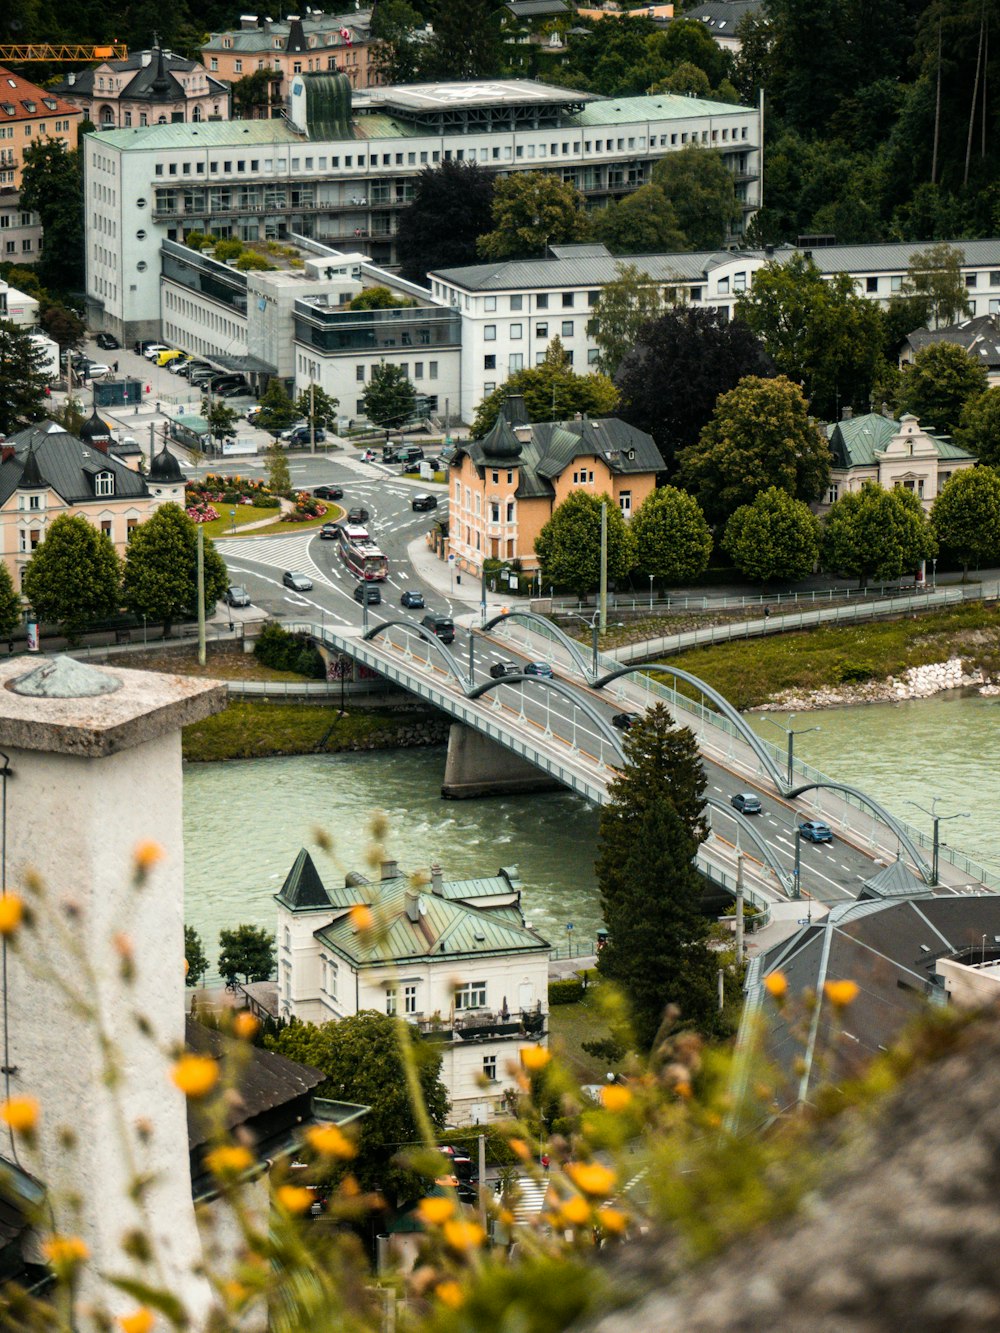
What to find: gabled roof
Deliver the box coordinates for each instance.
[906,314,1000,369]
[688,1,764,35]
[506,0,571,16]
[52,50,226,102]
[0,66,81,123]
[858,858,934,901]
[825,412,973,469]
[1,423,150,507]
[275,847,333,911]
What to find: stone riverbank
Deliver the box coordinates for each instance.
[756,656,999,712]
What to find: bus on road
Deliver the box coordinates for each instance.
[338,524,388,581]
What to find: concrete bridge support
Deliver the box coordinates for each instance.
[441,723,561,799]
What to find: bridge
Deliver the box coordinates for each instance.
[286,611,997,919]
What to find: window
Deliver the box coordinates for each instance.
[510,294,522,311]
[536,294,548,310]
[733,272,747,292]
[536,322,548,338]
[483,1055,497,1081]
[484,325,496,341]
[561,321,574,337]
[866,276,878,293]
[717,276,730,295]
[234,59,242,72]
[506,501,514,521]
[27,495,41,511]
[484,296,496,312]
[325,959,338,999]
[991,272,1000,285]
[414,361,423,378]
[126,518,138,541]
[588,348,600,365]
[827,484,839,505]
[509,353,523,372]
[562,293,574,308]
[966,273,978,288]
[385,987,397,1016]
[490,503,499,522]
[404,983,417,1015]
[100,520,112,538]
[619,490,632,516]
[429,361,438,379]
[94,472,114,497]
[510,323,522,340]
[455,981,487,1010]
[891,275,903,292]
[484,354,496,370]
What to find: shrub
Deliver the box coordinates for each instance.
[295,646,326,679]
[548,978,585,1005]
[838,660,877,683]
[251,492,277,508]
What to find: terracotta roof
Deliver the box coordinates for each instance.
[0,66,81,122]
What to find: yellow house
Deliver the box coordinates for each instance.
[1,416,185,588]
[447,399,661,576]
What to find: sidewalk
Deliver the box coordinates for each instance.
[407,536,517,624]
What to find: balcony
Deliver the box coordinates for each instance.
[411,1005,546,1043]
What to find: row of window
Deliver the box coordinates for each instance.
[484,319,578,343]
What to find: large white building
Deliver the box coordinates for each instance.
[83,76,763,343]
[276,851,551,1125]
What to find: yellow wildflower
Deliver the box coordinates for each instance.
[764,971,788,999]
[508,1137,531,1161]
[349,904,373,932]
[118,1310,156,1333]
[205,1145,254,1178]
[599,1084,632,1112]
[305,1123,356,1159]
[435,1281,464,1310]
[170,1054,219,1099]
[557,1194,591,1226]
[566,1162,616,1197]
[133,841,164,872]
[824,979,860,1007]
[596,1206,628,1235]
[417,1195,456,1226]
[0,894,23,935]
[42,1235,89,1275]
[275,1185,314,1214]
[520,1045,551,1072]
[442,1219,485,1252]
[0,1096,38,1132]
[232,1012,258,1040]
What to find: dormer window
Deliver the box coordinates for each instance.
[95,472,114,497]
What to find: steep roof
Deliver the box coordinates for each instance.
[52,50,227,102]
[1,423,150,507]
[0,66,81,123]
[275,847,334,911]
[906,313,1000,370]
[825,411,973,469]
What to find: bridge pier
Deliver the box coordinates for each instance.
[441,724,561,799]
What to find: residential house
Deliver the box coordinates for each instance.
[900,313,1000,385]
[0,66,81,265]
[822,410,975,513]
[276,851,551,1124]
[53,46,229,130]
[685,1,764,51]
[446,402,661,577]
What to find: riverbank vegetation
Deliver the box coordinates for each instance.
[182,701,446,762]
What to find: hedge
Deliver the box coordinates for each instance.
[548,978,585,1005]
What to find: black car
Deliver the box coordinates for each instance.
[347,507,370,524]
[319,523,340,540]
[612,711,642,730]
[134,339,159,356]
[353,583,382,605]
[421,613,455,644]
[313,485,344,501]
[95,332,119,350]
[523,661,554,677]
[411,493,438,512]
[284,426,326,446]
[224,584,251,608]
[382,445,396,463]
[489,661,521,679]
[400,589,425,609]
[731,792,763,815]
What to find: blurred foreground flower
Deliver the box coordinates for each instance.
[520,1045,551,1071]
[764,971,788,999]
[233,1012,258,1040]
[599,1084,631,1112]
[133,841,164,873]
[276,1185,314,1214]
[306,1123,356,1159]
[436,1280,464,1309]
[206,1145,254,1179]
[824,979,860,1008]
[171,1054,219,1099]
[417,1195,455,1227]
[567,1162,616,1197]
[42,1234,89,1277]
[118,1310,156,1333]
[442,1219,485,1252]
[0,893,23,935]
[0,1095,38,1132]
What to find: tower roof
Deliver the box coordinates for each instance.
[149,444,185,483]
[80,410,112,444]
[17,447,44,490]
[480,413,523,462]
[276,848,332,910]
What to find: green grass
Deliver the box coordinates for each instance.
[236,506,344,537]
[197,505,281,539]
[548,984,625,1085]
[182,702,422,762]
[659,601,1000,710]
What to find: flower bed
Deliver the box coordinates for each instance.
[185,473,278,512]
[281,491,328,523]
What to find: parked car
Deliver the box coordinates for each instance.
[82,362,111,379]
[400,589,425,609]
[319,523,339,540]
[142,344,169,361]
[381,444,397,463]
[421,613,455,644]
[523,661,554,677]
[95,332,119,350]
[224,585,251,608]
[397,446,425,467]
[411,493,438,512]
[612,711,642,730]
[731,792,763,815]
[176,361,209,380]
[353,583,382,605]
[347,507,370,524]
[283,426,327,446]
[489,661,521,679]
[217,382,251,398]
[167,355,191,374]
[282,571,313,592]
[155,349,183,367]
[798,820,833,843]
[313,484,343,500]
[438,1145,474,1181]
[244,405,263,423]
[134,339,160,356]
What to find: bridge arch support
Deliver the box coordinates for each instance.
[363,620,468,689]
[482,609,593,678]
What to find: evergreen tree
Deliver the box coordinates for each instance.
[123,503,228,637]
[596,704,717,1050]
[19,139,84,292]
[264,440,292,496]
[0,320,50,435]
[255,378,299,432]
[0,562,20,642]
[295,384,340,429]
[22,514,122,644]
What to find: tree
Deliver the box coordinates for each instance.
[956,386,1000,465]
[123,503,228,637]
[264,441,291,497]
[362,361,418,427]
[255,378,299,432]
[39,301,85,352]
[201,397,238,441]
[631,486,713,584]
[649,60,711,98]
[0,320,50,435]
[534,491,637,597]
[614,306,773,472]
[470,338,618,437]
[477,173,590,261]
[348,286,415,310]
[231,67,276,117]
[269,1011,449,1204]
[22,514,121,643]
[19,139,84,291]
[735,254,887,420]
[596,703,718,1049]
[822,481,936,588]
[677,375,831,525]
[896,341,989,437]
[651,145,740,251]
[588,264,671,376]
[421,0,503,78]
[295,384,340,429]
[218,924,276,984]
[184,925,209,988]
[903,243,972,327]
[591,184,687,257]
[396,162,496,285]
[0,562,20,642]
[370,0,425,83]
[931,467,1000,579]
[722,487,822,584]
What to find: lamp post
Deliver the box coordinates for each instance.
[932,556,938,590]
[568,610,622,678]
[762,713,821,786]
[793,827,802,899]
[907,798,970,886]
[468,626,476,688]
[648,573,654,610]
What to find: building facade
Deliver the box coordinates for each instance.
[82,77,763,341]
[823,411,976,513]
[202,11,379,101]
[276,851,550,1124]
[53,47,229,130]
[0,66,81,189]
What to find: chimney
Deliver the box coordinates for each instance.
[1,446,13,463]
[882,401,892,418]
[405,890,421,923]
[140,50,152,66]
[240,13,259,28]
[430,862,443,894]
[91,437,108,453]
[68,72,76,86]
[380,858,398,881]
[841,406,853,420]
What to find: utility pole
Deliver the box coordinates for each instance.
[148,421,156,471]
[196,524,206,667]
[309,381,316,455]
[735,852,745,966]
[478,1133,487,1229]
[932,19,942,184]
[599,500,607,634]
[793,828,802,900]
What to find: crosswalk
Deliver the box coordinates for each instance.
[215,531,335,586]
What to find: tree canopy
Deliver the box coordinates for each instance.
[184,925,209,988]
[896,341,990,436]
[596,703,718,1050]
[0,321,50,436]
[631,486,713,584]
[19,139,84,292]
[614,307,773,472]
[477,173,590,261]
[269,1011,449,1204]
[217,924,275,984]
[296,384,340,429]
[588,264,671,377]
[822,481,937,588]
[256,379,299,433]
[591,185,687,257]
[22,514,122,643]
[956,386,1000,466]
[903,243,973,327]
[650,145,741,251]
[470,339,618,438]
[677,375,831,525]
[397,162,495,284]
[362,361,418,427]
[534,491,637,598]
[931,466,1000,578]
[722,486,822,584]
[123,503,229,637]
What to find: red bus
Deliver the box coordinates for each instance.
[338,524,388,581]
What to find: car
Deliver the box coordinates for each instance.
[353,582,382,605]
[612,711,642,730]
[134,339,160,356]
[142,344,169,361]
[82,362,111,379]
[94,332,119,350]
[207,376,247,394]
[523,661,554,678]
[731,792,763,815]
[283,426,327,446]
[439,1145,474,1181]
[313,484,343,501]
[244,405,263,423]
[282,571,313,592]
[489,661,521,680]
[224,585,251,608]
[166,355,191,374]
[411,493,438,512]
[421,613,455,644]
[400,589,425,609]
[319,522,340,540]
[798,820,833,843]
[176,361,209,380]
[347,507,370,524]
[218,382,252,398]
[396,446,425,467]
[381,444,397,463]
[155,349,183,367]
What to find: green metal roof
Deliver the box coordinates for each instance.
[827,412,974,469]
[570,93,751,125]
[95,122,304,150]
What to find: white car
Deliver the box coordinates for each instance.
[143,344,169,361]
[83,362,112,379]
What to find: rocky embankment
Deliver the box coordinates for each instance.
[758,657,998,712]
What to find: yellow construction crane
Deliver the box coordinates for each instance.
[0,44,128,62]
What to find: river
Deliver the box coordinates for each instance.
[183,691,1000,974]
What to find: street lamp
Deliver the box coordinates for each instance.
[567,610,622,678]
[907,798,970,886]
[648,573,654,611]
[762,713,821,786]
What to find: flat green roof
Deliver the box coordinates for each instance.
[571,93,753,125]
[94,122,304,151]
